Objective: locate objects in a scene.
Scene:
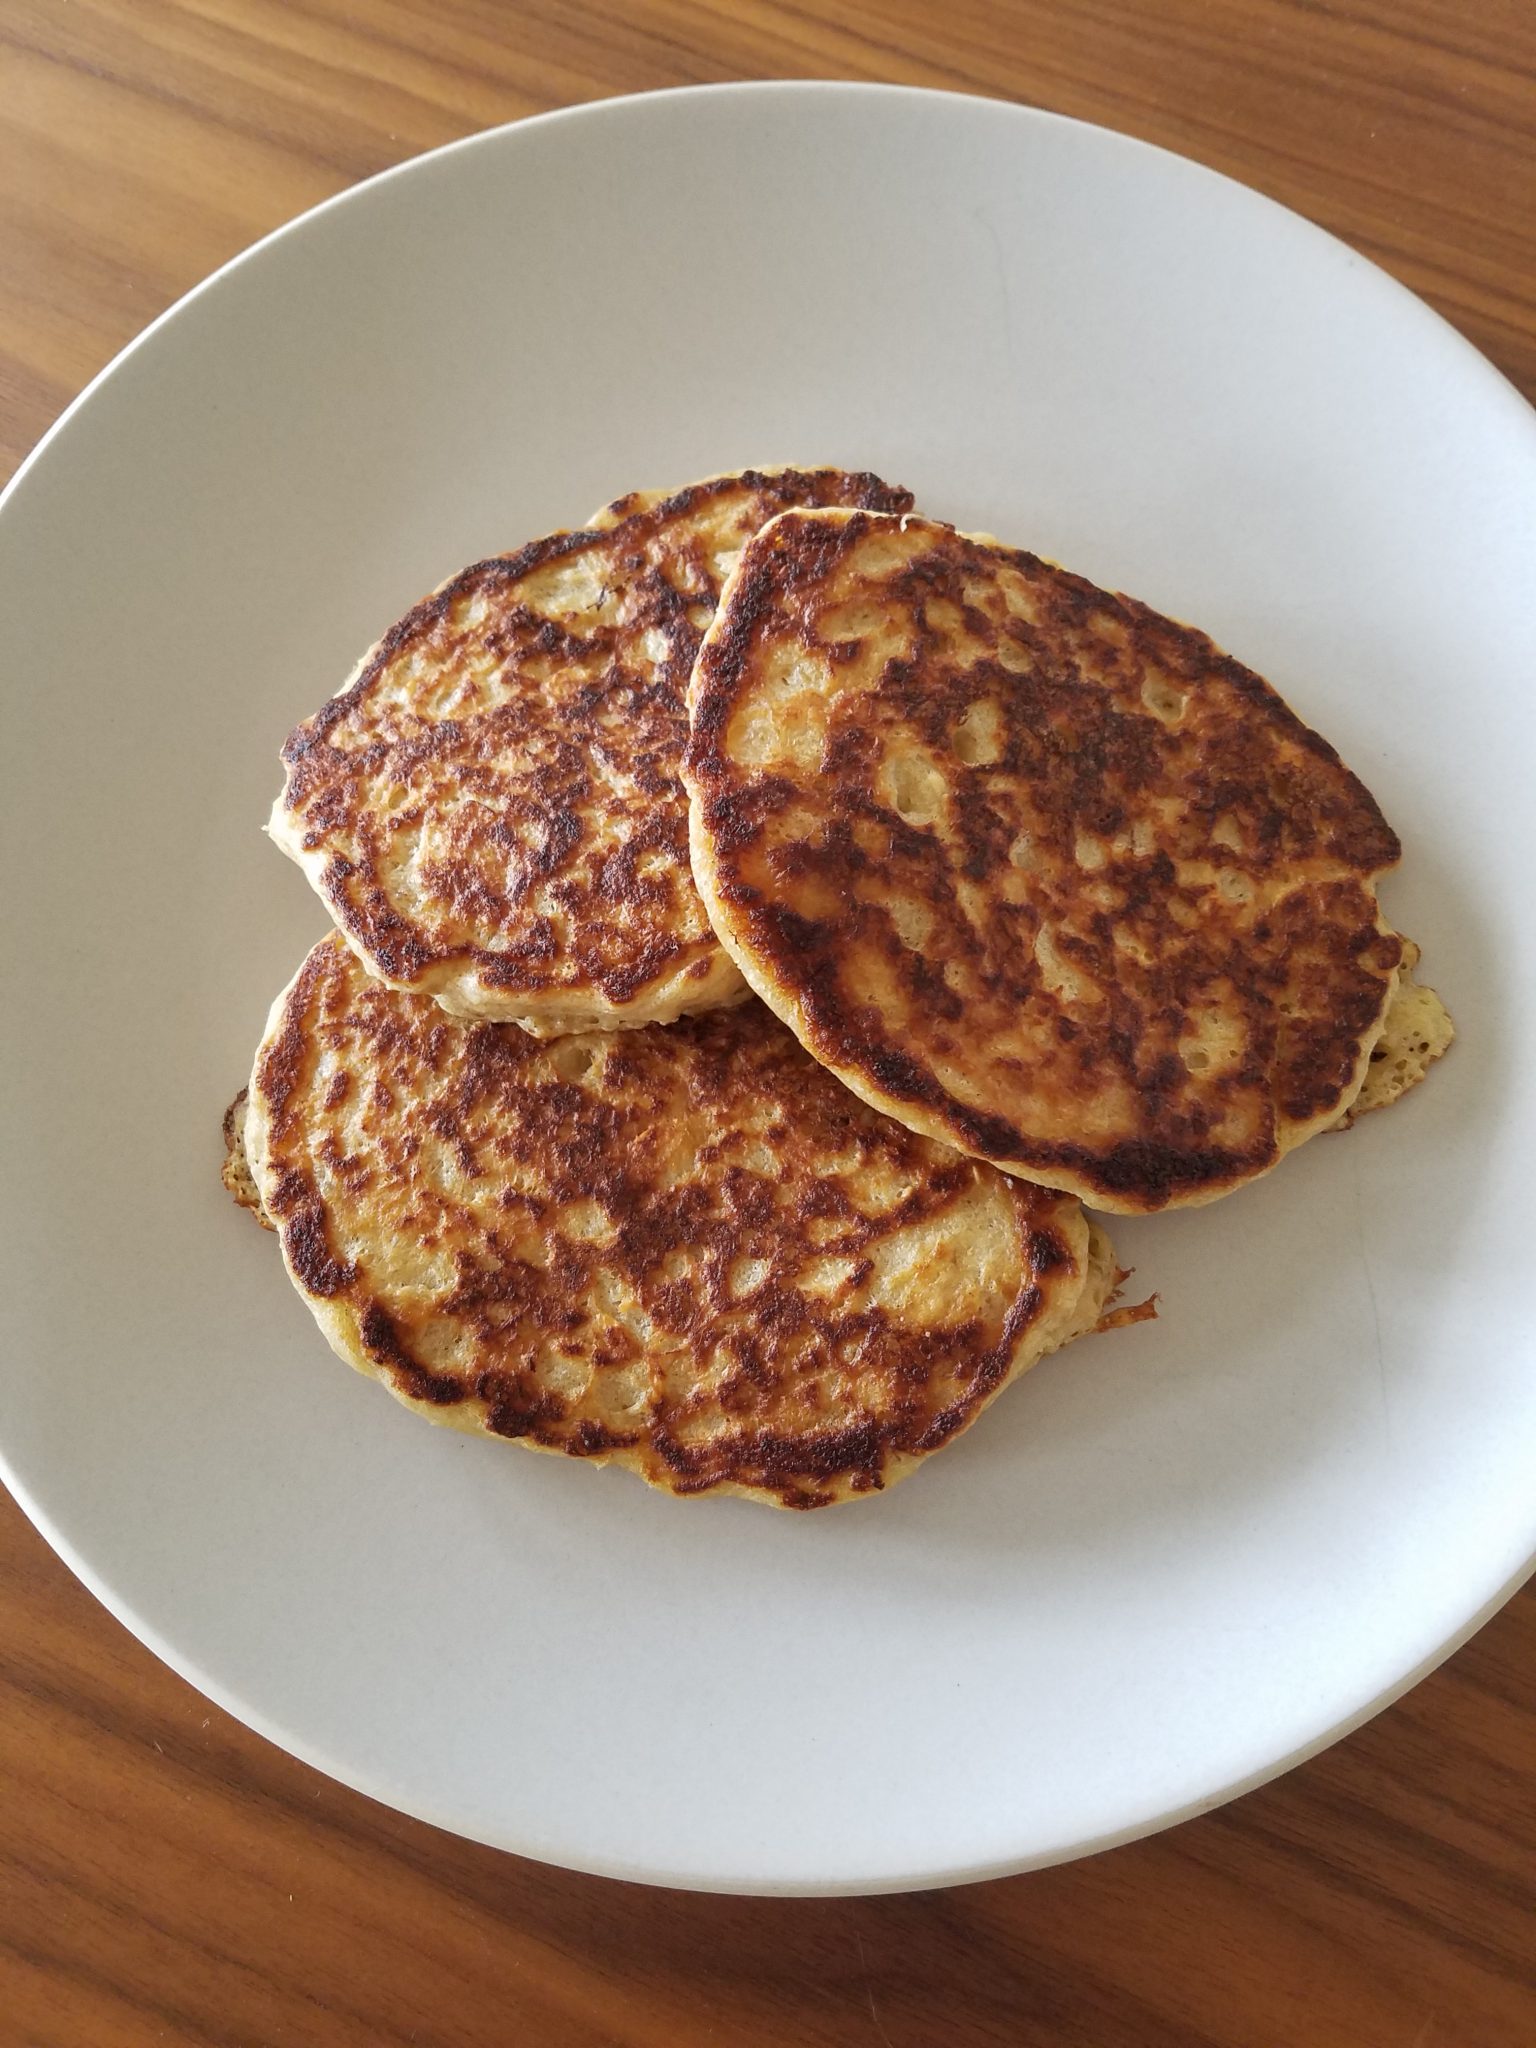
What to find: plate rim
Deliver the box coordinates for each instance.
[10,1463,1535,1896]
[5,78,1534,528]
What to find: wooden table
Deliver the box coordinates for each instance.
[3,3,1533,2041]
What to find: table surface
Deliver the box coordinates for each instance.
[3,2,1534,2042]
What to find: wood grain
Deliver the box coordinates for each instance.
[2,2,1533,2042]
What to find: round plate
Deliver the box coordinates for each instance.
[2,83,1533,1896]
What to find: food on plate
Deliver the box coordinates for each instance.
[1329,940,1454,1129]
[270,468,911,1038]
[228,470,1454,1510]
[220,1087,273,1229]
[686,508,1432,1214]
[239,932,1123,1509]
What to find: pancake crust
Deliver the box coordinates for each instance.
[1331,942,1454,1129]
[221,1087,274,1229]
[271,469,913,1037]
[244,934,1117,1508]
[687,509,1405,1213]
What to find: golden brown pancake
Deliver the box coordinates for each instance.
[687,509,1407,1213]
[243,934,1120,1508]
[271,469,912,1036]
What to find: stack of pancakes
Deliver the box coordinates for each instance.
[228,469,1452,1509]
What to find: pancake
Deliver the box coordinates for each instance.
[1330,941,1454,1129]
[686,508,1408,1214]
[243,933,1121,1509]
[221,1087,274,1229]
[271,468,912,1037]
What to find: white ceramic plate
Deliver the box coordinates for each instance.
[2,83,1533,1896]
